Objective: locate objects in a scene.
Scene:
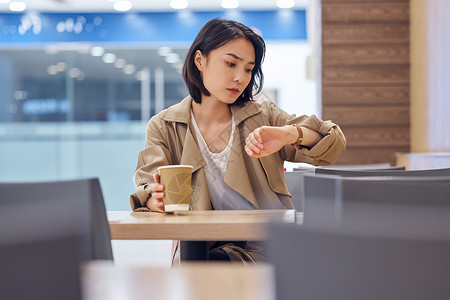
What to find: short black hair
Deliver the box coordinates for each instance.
[182,18,265,105]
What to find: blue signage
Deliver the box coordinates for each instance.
[0,10,307,45]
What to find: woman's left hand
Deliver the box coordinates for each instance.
[245,125,297,158]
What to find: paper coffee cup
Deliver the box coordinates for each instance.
[157,165,193,212]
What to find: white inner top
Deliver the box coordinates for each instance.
[191,111,254,210]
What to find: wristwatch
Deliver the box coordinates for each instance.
[290,124,303,148]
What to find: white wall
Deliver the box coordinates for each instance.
[263,41,319,117]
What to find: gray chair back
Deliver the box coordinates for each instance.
[0,177,113,261]
[268,223,450,300]
[303,174,450,239]
[0,236,83,300]
[284,169,314,211]
[315,167,450,177]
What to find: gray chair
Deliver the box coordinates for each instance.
[315,167,450,177]
[0,236,83,300]
[303,174,450,239]
[316,162,393,170]
[284,169,314,211]
[315,164,405,175]
[0,177,112,299]
[268,223,450,300]
[0,177,113,261]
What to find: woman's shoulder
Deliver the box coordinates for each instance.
[149,96,192,125]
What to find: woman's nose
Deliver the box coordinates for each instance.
[233,69,245,83]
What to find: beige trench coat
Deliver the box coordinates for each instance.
[130,96,346,211]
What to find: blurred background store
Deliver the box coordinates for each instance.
[0,0,319,212]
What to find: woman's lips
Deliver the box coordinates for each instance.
[227,88,239,94]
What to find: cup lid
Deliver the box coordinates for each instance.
[157,165,193,170]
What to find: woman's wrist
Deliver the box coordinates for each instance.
[285,124,301,145]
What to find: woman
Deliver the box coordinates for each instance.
[130,18,346,261]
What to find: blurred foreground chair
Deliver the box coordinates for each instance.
[284,168,314,211]
[0,178,112,299]
[315,167,450,177]
[315,164,405,175]
[303,174,450,239]
[286,164,405,212]
[268,223,450,300]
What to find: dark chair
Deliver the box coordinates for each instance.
[316,162,393,170]
[315,167,450,177]
[0,177,112,299]
[284,169,314,211]
[303,174,450,239]
[268,223,450,300]
[315,165,406,175]
[0,236,83,300]
[0,177,113,261]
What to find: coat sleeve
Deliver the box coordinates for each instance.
[130,116,173,211]
[262,101,346,166]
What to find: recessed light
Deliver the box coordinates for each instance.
[165,53,180,64]
[276,0,295,9]
[91,47,105,57]
[170,0,188,10]
[114,1,132,12]
[102,53,117,64]
[9,1,26,12]
[221,0,239,9]
[114,58,126,68]
[157,46,172,56]
[123,64,136,74]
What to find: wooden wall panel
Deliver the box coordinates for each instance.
[321,0,410,165]
[336,147,409,166]
[323,65,409,85]
[341,127,409,147]
[323,106,409,126]
[323,44,409,65]
[322,86,409,105]
[323,3,409,23]
[323,24,409,45]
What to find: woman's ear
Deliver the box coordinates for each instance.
[194,50,204,71]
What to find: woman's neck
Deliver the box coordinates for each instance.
[191,96,232,125]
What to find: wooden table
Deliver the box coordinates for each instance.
[108,209,302,240]
[82,261,275,300]
[108,209,302,261]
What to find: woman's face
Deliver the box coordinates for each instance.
[195,37,255,104]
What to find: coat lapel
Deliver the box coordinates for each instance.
[224,102,263,209]
[224,127,259,209]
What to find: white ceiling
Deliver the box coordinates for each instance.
[0,0,308,12]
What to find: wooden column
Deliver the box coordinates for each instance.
[321,0,410,165]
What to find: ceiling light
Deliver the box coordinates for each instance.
[90,46,105,57]
[114,58,126,68]
[123,64,136,74]
[69,68,82,78]
[56,62,66,72]
[170,0,188,10]
[221,0,239,9]
[165,53,180,64]
[102,53,116,63]
[157,46,172,56]
[9,1,26,11]
[276,0,295,9]
[114,0,132,12]
[47,65,58,75]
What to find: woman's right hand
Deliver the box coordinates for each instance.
[145,173,168,213]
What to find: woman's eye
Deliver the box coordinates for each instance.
[246,68,253,73]
[226,62,235,67]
